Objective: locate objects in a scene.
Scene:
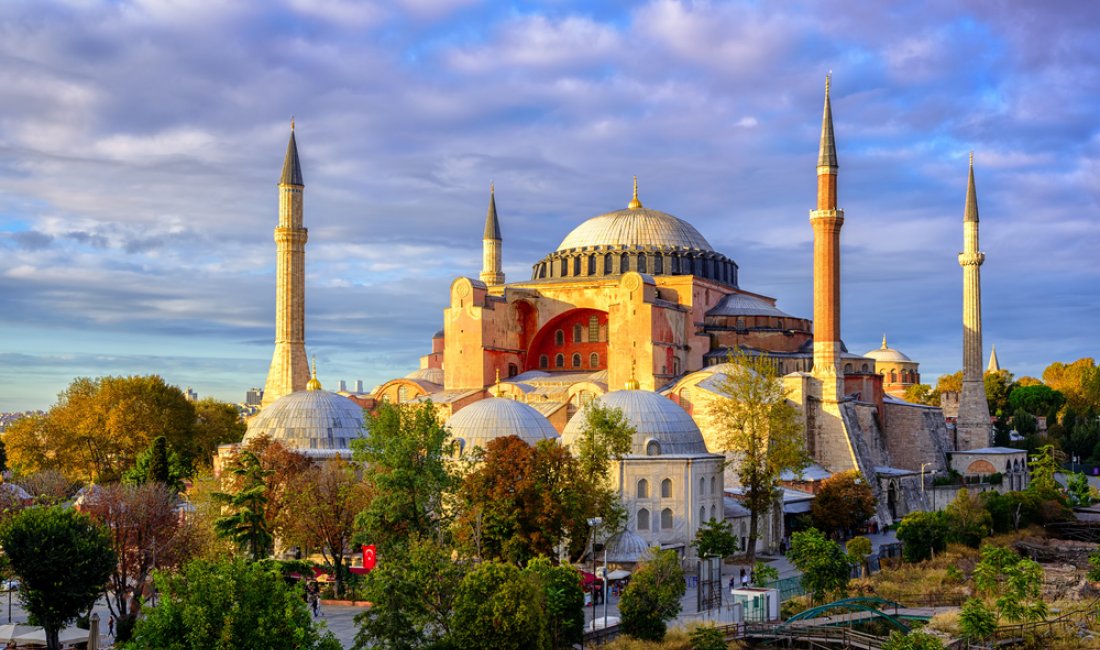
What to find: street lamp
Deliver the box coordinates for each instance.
[920,463,931,495]
[587,517,602,632]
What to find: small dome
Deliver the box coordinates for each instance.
[405,368,444,384]
[556,208,714,253]
[605,530,651,564]
[561,389,708,456]
[706,293,794,318]
[432,329,445,339]
[864,335,913,363]
[245,390,366,458]
[446,397,559,454]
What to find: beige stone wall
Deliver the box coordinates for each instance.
[882,401,951,472]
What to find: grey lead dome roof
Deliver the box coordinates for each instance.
[706,292,795,318]
[446,397,559,453]
[245,390,366,458]
[561,389,709,456]
[556,208,714,253]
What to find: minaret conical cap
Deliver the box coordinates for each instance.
[964,152,979,223]
[987,344,1000,373]
[818,75,838,170]
[484,182,502,240]
[280,122,304,186]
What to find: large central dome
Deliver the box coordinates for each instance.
[556,207,714,252]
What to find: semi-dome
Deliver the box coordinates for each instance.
[864,335,913,363]
[245,389,366,458]
[605,530,651,564]
[561,389,709,456]
[446,397,559,455]
[405,367,444,384]
[557,208,714,253]
[706,292,794,318]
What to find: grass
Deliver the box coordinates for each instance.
[599,627,745,650]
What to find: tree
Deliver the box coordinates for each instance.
[895,510,951,563]
[84,483,196,642]
[456,437,591,565]
[524,557,585,650]
[752,561,778,587]
[618,548,686,641]
[123,436,190,492]
[1043,358,1100,413]
[0,507,116,650]
[352,535,464,650]
[450,561,550,650]
[282,456,372,599]
[944,488,992,547]
[902,384,936,406]
[352,401,455,557]
[4,375,197,482]
[1066,472,1093,506]
[191,398,247,466]
[709,352,809,566]
[882,630,946,650]
[983,369,1015,419]
[959,597,997,640]
[568,401,634,556]
[1027,444,1062,499]
[688,624,728,650]
[125,558,341,650]
[13,469,78,505]
[845,537,872,579]
[1007,384,1065,418]
[810,470,876,537]
[1013,409,1037,437]
[788,528,852,605]
[972,544,1047,623]
[213,450,274,561]
[932,371,963,400]
[693,518,740,559]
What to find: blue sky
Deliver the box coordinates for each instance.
[1,0,1098,410]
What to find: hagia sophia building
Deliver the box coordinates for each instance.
[232,78,1028,561]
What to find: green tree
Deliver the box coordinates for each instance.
[1066,472,1093,507]
[568,401,634,556]
[983,369,1015,418]
[788,528,852,605]
[1087,548,1100,582]
[450,561,550,650]
[959,597,997,640]
[352,535,464,650]
[810,470,876,537]
[902,384,936,406]
[212,450,274,561]
[752,561,778,587]
[688,624,728,650]
[125,558,341,650]
[524,557,585,650]
[973,545,1047,623]
[882,630,946,650]
[352,401,455,557]
[0,507,116,650]
[944,488,992,547]
[1007,384,1065,418]
[1027,444,1061,499]
[693,518,740,559]
[123,435,190,492]
[895,510,951,562]
[845,537,872,579]
[709,352,809,566]
[1013,409,1038,438]
[619,548,686,641]
[191,398,247,466]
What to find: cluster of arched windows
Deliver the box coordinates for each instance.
[636,507,675,531]
[636,474,720,531]
[538,352,600,370]
[531,248,738,287]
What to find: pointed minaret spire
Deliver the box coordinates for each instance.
[818,74,838,172]
[480,183,505,286]
[262,124,310,407]
[987,344,1001,373]
[628,175,643,210]
[957,153,991,449]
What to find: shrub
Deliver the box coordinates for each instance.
[959,597,997,640]
[882,630,946,650]
[687,623,727,650]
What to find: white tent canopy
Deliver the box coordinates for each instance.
[10,626,90,647]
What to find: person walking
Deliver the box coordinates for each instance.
[108,615,115,638]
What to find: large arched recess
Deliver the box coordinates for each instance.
[525,308,608,372]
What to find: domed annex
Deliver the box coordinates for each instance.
[862,334,920,399]
[562,389,709,456]
[530,179,738,286]
[446,396,559,456]
[244,370,366,458]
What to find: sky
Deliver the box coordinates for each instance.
[0,0,1098,411]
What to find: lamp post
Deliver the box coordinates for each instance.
[920,463,930,495]
[587,517,602,632]
[602,543,609,630]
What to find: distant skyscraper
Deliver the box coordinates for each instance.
[262,122,310,407]
[355,380,364,393]
[245,387,264,406]
[956,154,992,449]
[339,379,347,392]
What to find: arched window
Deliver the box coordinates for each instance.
[710,476,716,495]
[559,258,568,276]
[555,353,565,368]
[573,256,581,276]
[861,364,869,372]
[555,329,564,346]
[620,255,630,273]
[671,256,680,274]
[637,254,647,273]
[654,255,664,274]
[587,255,596,275]
[539,355,548,369]
[890,370,897,383]
[590,353,599,368]
[588,316,599,342]
[661,478,672,498]
[843,363,852,373]
[710,504,716,520]
[571,353,581,368]
[661,508,673,530]
[700,506,706,522]
[508,363,518,378]
[604,254,613,275]
[699,476,705,495]
[646,440,661,456]
[637,479,649,499]
[573,323,583,342]
[637,508,650,531]
[397,385,409,403]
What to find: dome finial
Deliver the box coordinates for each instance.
[306,355,322,391]
[291,116,295,132]
[493,368,502,398]
[625,359,640,390]
[628,176,643,210]
[881,333,888,349]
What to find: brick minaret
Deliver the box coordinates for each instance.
[810,75,845,398]
[480,183,504,286]
[956,154,992,449]
[262,123,310,407]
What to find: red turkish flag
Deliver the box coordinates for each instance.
[362,545,377,571]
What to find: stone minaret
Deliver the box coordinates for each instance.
[480,183,504,286]
[810,75,845,398]
[956,153,992,449]
[262,123,310,407]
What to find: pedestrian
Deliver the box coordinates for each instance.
[108,615,115,638]
[729,576,736,594]
[310,592,319,618]
[741,568,749,588]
